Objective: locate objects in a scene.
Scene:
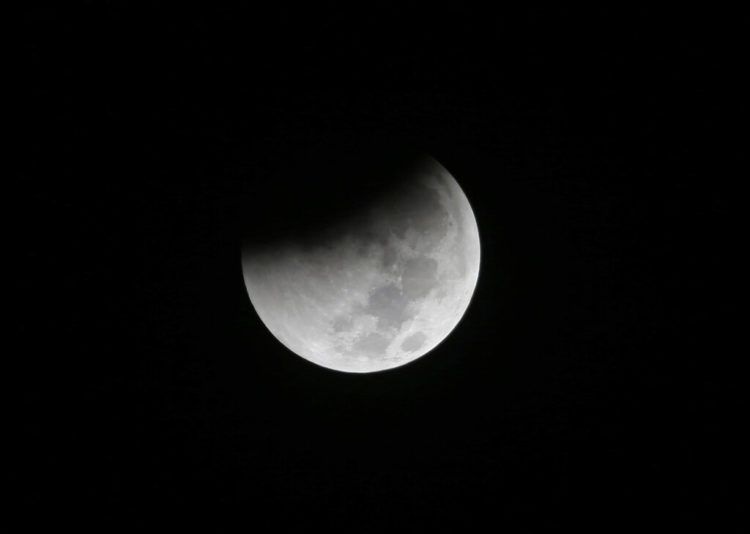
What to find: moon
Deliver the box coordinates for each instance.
[241,155,480,373]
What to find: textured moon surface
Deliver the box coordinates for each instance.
[241,156,480,373]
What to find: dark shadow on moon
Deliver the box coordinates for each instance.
[238,141,439,256]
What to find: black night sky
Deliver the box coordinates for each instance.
[21,5,740,530]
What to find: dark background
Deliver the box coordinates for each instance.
[20,5,741,530]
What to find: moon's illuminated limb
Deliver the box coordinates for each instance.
[241,156,480,373]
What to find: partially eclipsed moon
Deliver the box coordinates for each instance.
[241,155,480,373]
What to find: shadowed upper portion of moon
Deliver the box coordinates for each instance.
[240,145,442,252]
[241,150,480,373]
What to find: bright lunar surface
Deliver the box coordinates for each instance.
[241,155,480,373]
